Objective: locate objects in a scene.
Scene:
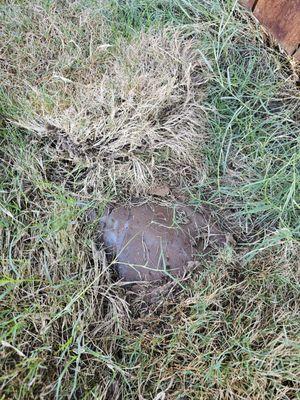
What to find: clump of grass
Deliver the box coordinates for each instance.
[1,1,209,194]
[0,126,129,399]
[117,245,300,399]
[0,0,110,89]
[186,1,300,250]
[104,0,200,40]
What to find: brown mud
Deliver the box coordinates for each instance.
[99,202,230,283]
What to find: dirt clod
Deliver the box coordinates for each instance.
[149,184,170,197]
[100,203,229,283]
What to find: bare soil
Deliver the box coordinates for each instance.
[100,202,230,282]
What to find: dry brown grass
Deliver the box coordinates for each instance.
[1,2,208,195]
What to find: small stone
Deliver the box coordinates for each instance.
[149,184,170,197]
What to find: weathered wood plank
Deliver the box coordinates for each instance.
[254,0,300,55]
[293,47,300,61]
[239,0,257,9]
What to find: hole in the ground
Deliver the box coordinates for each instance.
[98,202,232,284]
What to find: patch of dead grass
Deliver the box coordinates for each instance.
[119,243,300,399]
[0,127,130,399]
[1,2,208,195]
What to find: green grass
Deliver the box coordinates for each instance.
[119,253,299,399]
[105,0,186,39]
[1,0,300,399]
[209,39,299,226]
[192,5,300,256]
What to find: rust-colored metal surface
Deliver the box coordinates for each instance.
[254,0,300,55]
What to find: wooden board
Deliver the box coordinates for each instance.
[293,48,300,61]
[253,0,300,55]
[239,0,257,9]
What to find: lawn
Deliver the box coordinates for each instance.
[0,1,299,399]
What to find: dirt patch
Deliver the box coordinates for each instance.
[100,203,230,283]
